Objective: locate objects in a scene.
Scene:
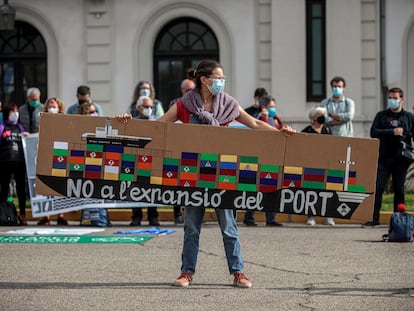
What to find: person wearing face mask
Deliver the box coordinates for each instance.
[257,95,283,130]
[320,76,355,137]
[0,103,30,225]
[243,95,284,227]
[127,82,164,227]
[168,79,197,224]
[319,76,355,226]
[18,87,44,133]
[301,107,333,226]
[364,87,414,227]
[36,97,69,226]
[128,95,161,226]
[128,81,164,119]
[134,96,154,120]
[76,102,112,227]
[66,85,104,116]
[43,97,66,115]
[244,87,269,119]
[117,59,296,288]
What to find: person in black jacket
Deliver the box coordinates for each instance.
[364,87,414,226]
[0,103,29,225]
[244,87,268,119]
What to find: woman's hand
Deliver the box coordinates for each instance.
[116,113,132,124]
[259,106,268,119]
[281,125,296,136]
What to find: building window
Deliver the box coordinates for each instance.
[153,18,219,110]
[0,21,47,107]
[306,0,326,102]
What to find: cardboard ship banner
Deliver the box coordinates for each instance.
[23,134,157,218]
[36,114,379,221]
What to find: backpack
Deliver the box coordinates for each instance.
[382,212,414,242]
[80,208,112,227]
[0,201,20,226]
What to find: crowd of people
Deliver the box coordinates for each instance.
[0,59,412,287]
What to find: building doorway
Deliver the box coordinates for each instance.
[153,17,219,110]
[0,21,47,107]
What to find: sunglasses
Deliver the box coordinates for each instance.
[89,110,96,114]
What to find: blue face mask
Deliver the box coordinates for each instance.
[332,87,343,97]
[268,107,276,118]
[387,98,399,110]
[207,79,225,96]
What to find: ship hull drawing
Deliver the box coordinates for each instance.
[37,174,370,219]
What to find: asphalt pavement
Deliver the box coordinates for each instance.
[0,221,413,311]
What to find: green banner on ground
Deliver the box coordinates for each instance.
[0,235,153,244]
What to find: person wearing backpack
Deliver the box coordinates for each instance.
[0,103,30,225]
[364,87,414,227]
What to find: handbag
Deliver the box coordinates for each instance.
[0,201,20,226]
[399,142,414,161]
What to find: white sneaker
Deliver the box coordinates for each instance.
[306,217,316,226]
[324,218,335,226]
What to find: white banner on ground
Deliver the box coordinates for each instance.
[22,134,161,217]
[6,228,105,235]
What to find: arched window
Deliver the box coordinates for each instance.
[153,18,219,110]
[0,21,47,107]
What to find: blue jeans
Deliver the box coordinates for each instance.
[181,207,243,274]
[244,211,276,223]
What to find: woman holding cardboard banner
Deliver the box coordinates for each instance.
[117,59,295,288]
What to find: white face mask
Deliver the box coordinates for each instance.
[48,107,59,114]
[9,111,19,122]
[142,107,152,117]
[139,89,151,97]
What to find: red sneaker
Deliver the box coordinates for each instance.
[233,272,252,288]
[174,272,193,287]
